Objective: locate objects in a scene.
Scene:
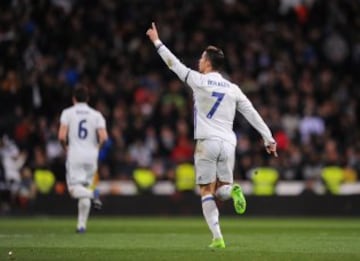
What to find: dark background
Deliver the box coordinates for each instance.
[0,0,359,215]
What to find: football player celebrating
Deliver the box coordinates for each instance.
[147,22,277,249]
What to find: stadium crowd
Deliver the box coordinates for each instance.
[0,0,360,206]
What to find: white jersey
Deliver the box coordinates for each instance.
[60,103,106,163]
[156,43,275,146]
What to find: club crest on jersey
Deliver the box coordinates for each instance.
[166,58,173,68]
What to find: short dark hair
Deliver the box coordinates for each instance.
[73,86,89,102]
[205,45,225,70]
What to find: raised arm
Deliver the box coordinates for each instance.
[146,22,202,87]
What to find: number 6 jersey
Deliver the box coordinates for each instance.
[155,43,275,147]
[60,103,106,163]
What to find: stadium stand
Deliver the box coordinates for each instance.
[1,0,360,212]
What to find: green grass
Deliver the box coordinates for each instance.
[0,217,359,260]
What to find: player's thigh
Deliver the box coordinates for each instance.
[195,139,221,184]
[83,162,97,186]
[66,162,86,186]
[216,141,235,184]
[66,162,95,186]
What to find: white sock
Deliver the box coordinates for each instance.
[77,198,91,229]
[69,185,93,199]
[215,185,232,201]
[201,195,222,239]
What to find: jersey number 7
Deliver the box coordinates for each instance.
[206,92,225,119]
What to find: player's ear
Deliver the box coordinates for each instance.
[205,57,212,69]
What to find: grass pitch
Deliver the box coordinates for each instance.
[0,217,359,260]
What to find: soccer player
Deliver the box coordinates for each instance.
[58,86,108,233]
[147,23,277,249]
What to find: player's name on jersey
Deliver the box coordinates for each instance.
[76,110,90,114]
[207,80,230,88]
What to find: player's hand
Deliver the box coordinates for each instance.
[146,22,160,42]
[265,142,278,157]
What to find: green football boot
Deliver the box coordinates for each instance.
[231,184,246,214]
[208,238,226,249]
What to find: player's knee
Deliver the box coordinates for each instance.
[215,184,232,201]
[68,188,75,198]
[199,184,216,196]
[68,187,78,199]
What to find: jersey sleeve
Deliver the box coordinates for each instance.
[236,88,275,146]
[96,113,106,129]
[60,110,69,126]
[156,44,204,89]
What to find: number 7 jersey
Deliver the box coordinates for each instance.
[156,43,275,146]
[192,72,245,146]
[60,103,106,163]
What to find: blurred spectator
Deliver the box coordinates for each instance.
[0,134,27,211]
[299,107,325,144]
[0,135,27,196]
[128,138,152,168]
[18,167,37,208]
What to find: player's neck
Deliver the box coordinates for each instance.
[203,68,217,74]
[74,102,87,106]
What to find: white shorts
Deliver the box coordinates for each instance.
[194,139,235,185]
[66,161,97,187]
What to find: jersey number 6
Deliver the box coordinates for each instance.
[78,119,88,139]
[206,92,225,119]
